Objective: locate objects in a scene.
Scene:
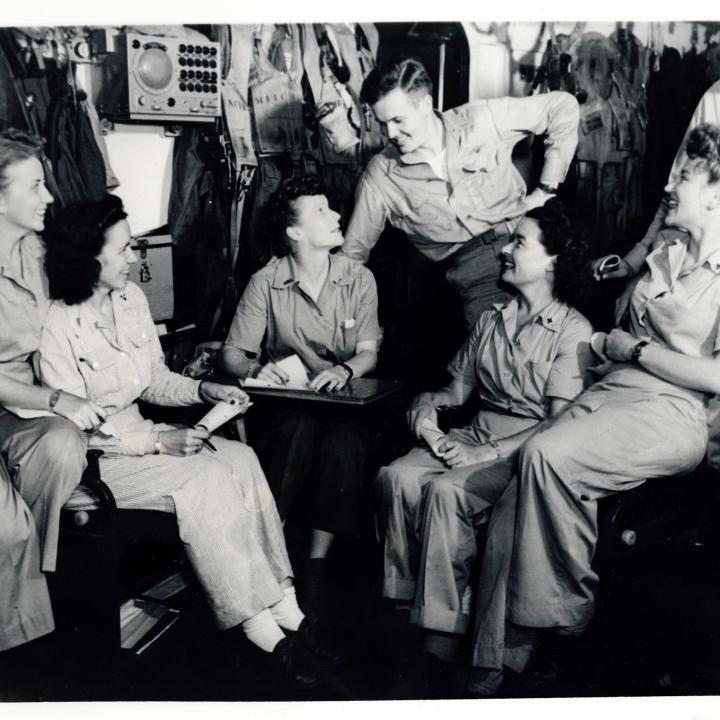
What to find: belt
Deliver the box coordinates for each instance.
[475,220,514,245]
[447,221,515,266]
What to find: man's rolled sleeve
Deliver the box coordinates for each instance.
[544,315,593,401]
[224,273,269,355]
[489,92,580,187]
[342,171,389,264]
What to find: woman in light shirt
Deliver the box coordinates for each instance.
[221,175,382,605]
[37,194,337,688]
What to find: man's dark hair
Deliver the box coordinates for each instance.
[524,197,591,309]
[264,175,326,257]
[45,194,128,305]
[360,57,433,107]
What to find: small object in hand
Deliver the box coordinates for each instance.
[598,254,621,275]
[202,438,217,452]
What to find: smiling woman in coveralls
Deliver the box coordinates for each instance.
[471,123,720,694]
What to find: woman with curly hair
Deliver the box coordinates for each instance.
[467,123,720,696]
[374,198,593,691]
[37,194,337,689]
[220,174,381,605]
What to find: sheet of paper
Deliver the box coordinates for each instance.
[243,354,310,390]
[196,398,249,433]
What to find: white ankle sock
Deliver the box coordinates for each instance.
[269,586,305,631]
[241,608,285,653]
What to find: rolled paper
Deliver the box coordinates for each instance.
[196,398,246,433]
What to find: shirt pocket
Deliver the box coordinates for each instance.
[520,359,553,407]
[128,332,153,387]
[332,319,358,361]
[461,148,523,215]
[394,191,455,235]
[78,349,123,400]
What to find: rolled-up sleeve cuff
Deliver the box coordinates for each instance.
[539,156,567,187]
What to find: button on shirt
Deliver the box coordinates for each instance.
[36,282,200,456]
[0,233,50,415]
[224,254,381,375]
[447,298,593,424]
[342,92,580,263]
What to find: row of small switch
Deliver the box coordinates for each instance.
[178,82,218,93]
[178,44,217,55]
[179,70,218,82]
[178,56,217,68]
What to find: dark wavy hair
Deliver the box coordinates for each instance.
[0,128,45,192]
[44,194,128,305]
[685,123,720,182]
[360,57,433,107]
[264,174,326,257]
[523,198,591,309]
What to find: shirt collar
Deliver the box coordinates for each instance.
[0,232,44,277]
[270,253,352,290]
[493,297,565,333]
[647,235,720,279]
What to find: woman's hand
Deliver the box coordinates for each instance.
[157,427,210,456]
[199,381,250,406]
[407,392,437,439]
[53,391,107,431]
[592,255,633,281]
[605,328,639,363]
[309,365,350,392]
[440,439,498,468]
[255,363,290,386]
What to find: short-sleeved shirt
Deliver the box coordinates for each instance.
[447,297,593,425]
[342,92,580,264]
[0,232,50,414]
[37,282,200,456]
[609,236,720,412]
[224,253,381,375]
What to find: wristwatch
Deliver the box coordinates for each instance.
[337,363,354,381]
[538,182,558,195]
[48,388,61,409]
[630,340,649,363]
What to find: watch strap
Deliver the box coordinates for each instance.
[630,340,649,362]
[338,362,354,381]
[48,388,61,409]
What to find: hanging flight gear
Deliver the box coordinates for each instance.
[249,24,306,156]
[534,27,649,253]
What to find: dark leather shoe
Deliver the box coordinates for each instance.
[294,617,344,667]
[270,635,320,690]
